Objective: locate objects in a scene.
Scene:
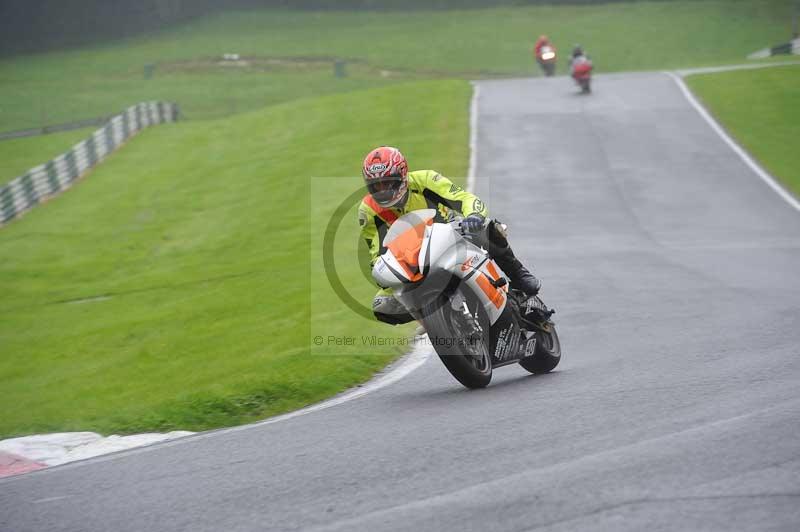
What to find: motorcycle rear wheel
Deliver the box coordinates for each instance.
[519,321,561,374]
[423,299,492,389]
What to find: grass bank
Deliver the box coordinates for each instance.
[1,1,793,131]
[0,128,95,183]
[0,81,470,438]
[686,65,800,196]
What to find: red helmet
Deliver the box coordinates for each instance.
[362,146,408,208]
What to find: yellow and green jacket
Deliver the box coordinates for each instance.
[358,170,488,266]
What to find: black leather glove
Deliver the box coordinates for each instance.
[463,213,485,233]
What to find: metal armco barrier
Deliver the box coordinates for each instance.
[0,101,179,226]
[747,37,800,59]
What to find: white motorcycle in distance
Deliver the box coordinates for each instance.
[372,209,561,389]
[537,45,557,77]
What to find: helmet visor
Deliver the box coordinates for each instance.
[367,175,404,205]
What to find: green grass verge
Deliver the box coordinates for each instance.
[0,128,95,183]
[1,1,793,131]
[686,65,800,196]
[0,81,470,438]
[0,67,404,133]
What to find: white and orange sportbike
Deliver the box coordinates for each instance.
[372,209,561,389]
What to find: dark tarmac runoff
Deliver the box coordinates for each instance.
[2,72,799,532]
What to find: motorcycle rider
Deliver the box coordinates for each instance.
[533,35,557,76]
[568,44,593,93]
[569,44,590,71]
[534,35,553,59]
[358,146,542,325]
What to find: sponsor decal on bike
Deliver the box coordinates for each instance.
[372,259,391,284]
[524,334,537,357]
[494,327,511,360]
[460,254,480,272]
[525,296,546,313]
[493,325,520,361]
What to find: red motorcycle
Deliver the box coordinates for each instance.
[571,56,593,94]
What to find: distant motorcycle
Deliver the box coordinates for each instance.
[571,56,593,93]
[537,45,558,77]
[372,209,561,389]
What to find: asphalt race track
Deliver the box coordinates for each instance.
[2,73,799,531]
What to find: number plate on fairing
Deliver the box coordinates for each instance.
[460,257,509,325]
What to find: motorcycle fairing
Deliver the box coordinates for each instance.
[539,45,556,61]
[376,213,511,322]
[368,209,561,384]
[457,255,524,363]
[372,209,526,363]
[373,210,436,288]
[402,219,511,325]
[395,219,520,365]
[457,254,509,324]
[488,309,523,364]
[572,59,592,80]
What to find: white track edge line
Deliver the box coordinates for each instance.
[665,71,800,212]
[676,60,800,77]
[467,82,480,192]
[1,343,432,482]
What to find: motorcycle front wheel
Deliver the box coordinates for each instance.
[423,299,492,389]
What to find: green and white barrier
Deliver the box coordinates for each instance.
[0,101,179,226]
[748,38,800,59]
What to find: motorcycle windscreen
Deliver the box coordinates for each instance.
[383,209,436,283]
[540,46,556,60]
[383,209,436,244]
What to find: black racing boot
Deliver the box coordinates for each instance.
[494,249,542,297]
[482,220,542,297]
